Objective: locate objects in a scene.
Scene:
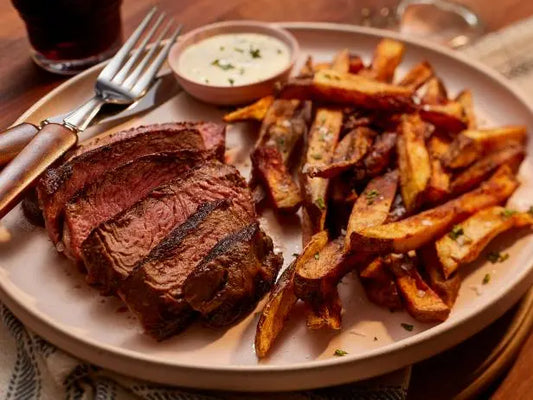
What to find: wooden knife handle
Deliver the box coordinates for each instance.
[0,123,77,219]
[0,123,40,166]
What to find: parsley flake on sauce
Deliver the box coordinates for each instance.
[249,47,261,58]
[334,349,348,356]
[482,273,491,284]
[401,323,414,332]
[211,59,235,70]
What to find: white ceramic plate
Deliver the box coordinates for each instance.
[1,23,533,392]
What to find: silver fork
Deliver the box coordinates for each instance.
[0,7,182,219]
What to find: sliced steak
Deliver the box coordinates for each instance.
[63,152,205,262]
[81,161,254,295]
[118,199,253,340]
[183,223,283,327]
[37,122,225,243]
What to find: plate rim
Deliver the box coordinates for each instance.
[2,21,533,390]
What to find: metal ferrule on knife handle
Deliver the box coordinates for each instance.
[0,123,77,219]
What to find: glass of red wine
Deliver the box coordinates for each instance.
[12,0,123,75]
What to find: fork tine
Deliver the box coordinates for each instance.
[131,25,182,96]
[112,12,166,84]
[123,18,173,89]
[98,7,157,81]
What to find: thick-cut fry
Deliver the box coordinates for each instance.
[442,126,527,169]
[418,245,461,307]
[252,99,311,212]
[349,55,364,74]
[347,165,519,253]
[455,90,476,129]
[354,131,398,181]
[279,69,415,111]
[308,127,377,178]
[255,231,328,358]
[389,254,450,322]
[426,134,451,204]
[397,114,431,213]
[419,101,467,134]
[436,206,533,278]
[305,288,342,330]
[331,49,350,73]
[450,145,525,196]
[300,108,343,238]
[359,256,403,310]
[398,61,434,90]
[366,38,405,82]
[223,96,274,122]
[345,170,399,251]
[420,76,448,105]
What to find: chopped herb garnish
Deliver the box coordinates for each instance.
[239,67,245,75]
[500,208,517,219]
[448,225,464,240]
[277,48,282,54]
[204,78,210,84]
[249,48,261,58]
[219,46,225,51]
[277,137,286,147]
[228,78,235,86]
[482,273,491,285]
[315,197,326,210]
[487,251,509,264]
[234,47,244,53]
[211,59,235,70]
[366,189,379,205]
[292,253,299,257]
[373,337,378,341]
[314,252,320,260]
[334,349,348,356]
[311,153,322,160]
[401,323,414,332]
[323,73,332,80]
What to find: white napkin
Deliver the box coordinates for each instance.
[2,14,533,400]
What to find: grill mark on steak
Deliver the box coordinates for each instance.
[62,152,205,262]
[118,199,253,340]
[183,223,283,327]
[81,160,255,295]
[37,122,225,244]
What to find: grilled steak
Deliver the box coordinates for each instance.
[63,152,205,262]
[81,160,255,295]
[118,199,253,340]
[37,122,225,243]
[183,223,282,327]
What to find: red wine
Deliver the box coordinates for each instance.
[12,0,122,61]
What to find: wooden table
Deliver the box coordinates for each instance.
[1,0,533,398]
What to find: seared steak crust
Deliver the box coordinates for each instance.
[63,152,205,261]
[118,200,252,340]
[81,161,254,295]
[183,223,283,327]
[37,122,225,243]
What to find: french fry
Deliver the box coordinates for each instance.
[305,289,342,330]
[222,96,274,122]
[366,38,405,82]
[328,174,358,204]
[255,231,328,358]
[345,170,399,251]
[251,99,311,212]
[398,61,434,90]
[354,131,398,181]
[279,69,415,111]
[426,134,451,204]
[442,126,527,169]
[419,101,467,134]
[331,49,350,73]
[450,145,525,196]
[418,245,461,307]
[435,206,533,278]
[455,89,476,129]
[347,165,519,254]
[349,54,364,74]
[359,256,403,310]
[397,114,431,213]
[300,108,343,238]
[389,254,450,322]
[420,76,448,105]
[308,127,377,178]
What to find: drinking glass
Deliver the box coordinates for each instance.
[12,0,123,75]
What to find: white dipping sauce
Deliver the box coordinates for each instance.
[178,33,291,87]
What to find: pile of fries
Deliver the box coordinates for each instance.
[223,38,531,358]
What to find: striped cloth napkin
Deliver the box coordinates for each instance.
[2,15,533,400]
